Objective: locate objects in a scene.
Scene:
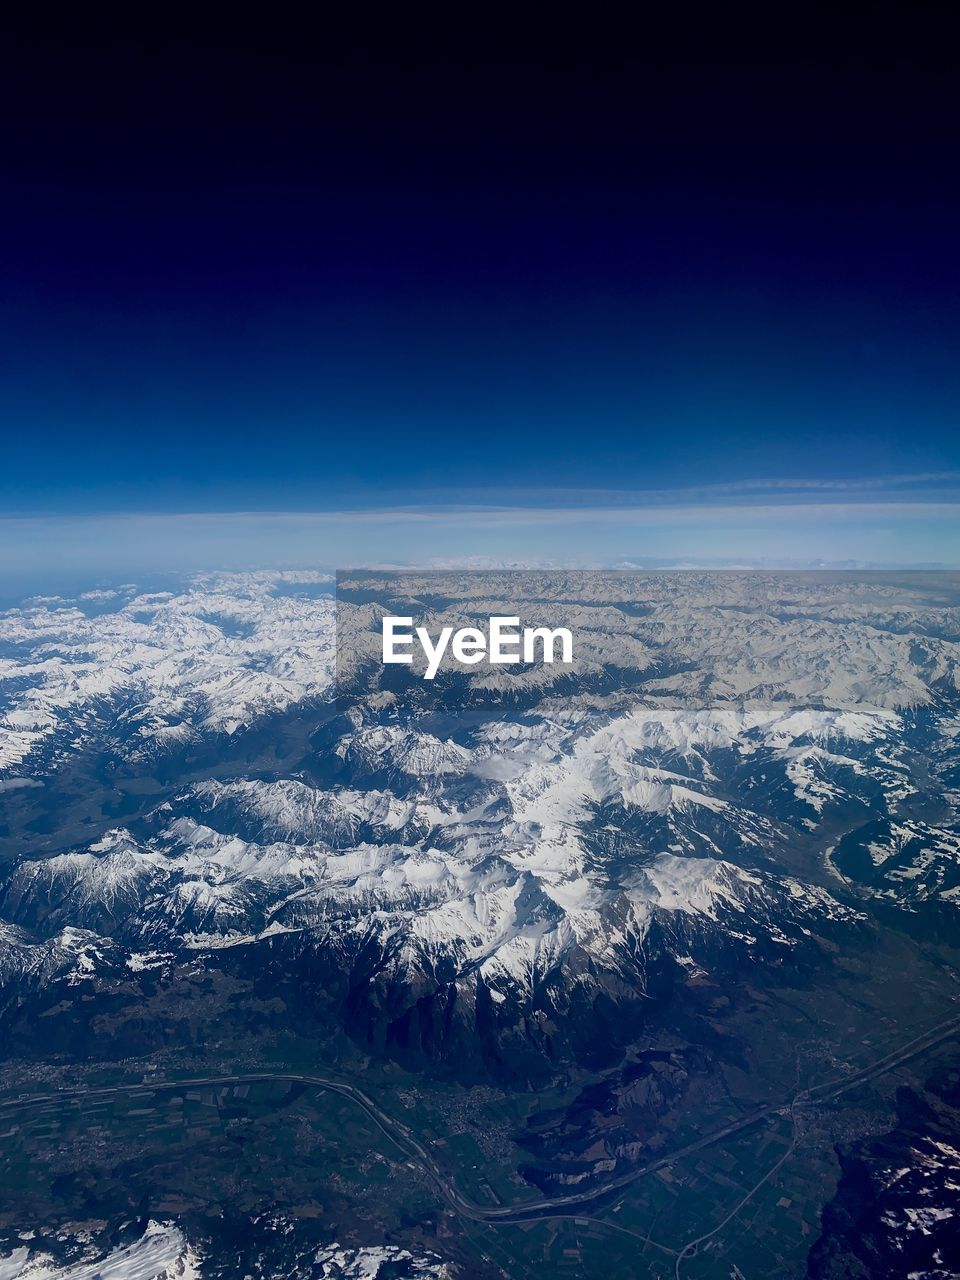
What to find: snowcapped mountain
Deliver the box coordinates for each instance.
[0,702,882,1072]
[0,571,334,774]
[831,815,960,937]
[0,920,123,989]
[810,1067,960,1280]
[2,570,960,1074]
[0,1220,451,1280]
[0,1220,198,1280]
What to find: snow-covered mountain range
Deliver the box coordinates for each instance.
[0,571,335,774]
[2,570,960,1071]
[0,1219,450,1280]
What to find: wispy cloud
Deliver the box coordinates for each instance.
[382,471,960,512]
[0,497,957,586]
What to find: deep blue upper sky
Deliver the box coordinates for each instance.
[1,13,958,542]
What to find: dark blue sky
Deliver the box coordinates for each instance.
[1,12,958,566]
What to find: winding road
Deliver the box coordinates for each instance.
[2,1009,958,1244]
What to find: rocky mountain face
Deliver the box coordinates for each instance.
[809,1065,960,1280]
